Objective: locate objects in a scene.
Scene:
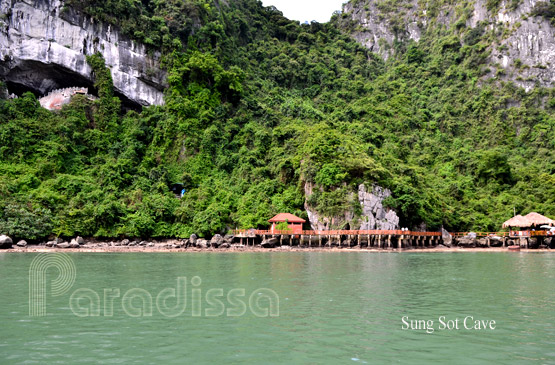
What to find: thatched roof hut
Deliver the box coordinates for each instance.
[502,212,555,228]
[523,212,555,226]
[502,215,529,228]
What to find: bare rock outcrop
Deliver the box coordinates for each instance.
[339,0,555,89]
[0,0,166,106]
[304,183,400,231]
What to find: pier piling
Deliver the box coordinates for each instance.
[234,229,443,250]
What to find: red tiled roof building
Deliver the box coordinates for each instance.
[268,213,306,234]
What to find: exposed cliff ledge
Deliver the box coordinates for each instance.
[339,0,555,90]
[304,182,400,231]
[0,0,166,106]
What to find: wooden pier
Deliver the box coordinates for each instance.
[234,229,442,249]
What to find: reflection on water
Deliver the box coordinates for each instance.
[0,252,554,363]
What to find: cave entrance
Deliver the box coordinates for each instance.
[2,60,97,97]
[1,60,141,111]
[5,81,42,99]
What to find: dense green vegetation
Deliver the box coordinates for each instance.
[532,0,555,25]
[1,0,555,240]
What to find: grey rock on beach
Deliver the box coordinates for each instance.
[210,234,223,248]
[0,235,13,249]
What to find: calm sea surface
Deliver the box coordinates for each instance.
[1,252,555,364]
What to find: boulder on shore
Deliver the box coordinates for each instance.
[219,242,231,249]
[0,235,13,249]
[190,234,198,246]
[121,239,130,246]
[69,239,80,248]
[528,237,539,249]
[196,239,209,248]
[441,228,452,247]
[456,237,476,247]
[16,240,27,247]
[57,242,70,249]
[477,238,489,247]
[261,237,278,248]
[489,236,504,247]
[75,236,85,245]
[210,234,223,248]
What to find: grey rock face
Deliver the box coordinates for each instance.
[190,234,198,246]
[304,182,400,231]
[16,240,27,247]
[75,236,85,245]
[57,242,70,249]
[357,184,399,230]
[0,235,13,248]
[0,0,166,106]
[341,0,555,89]
[69,239,80,248]
[304,181,352,231]
[341,0,422,61]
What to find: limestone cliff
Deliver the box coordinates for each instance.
[304,182,400,231]
[0,0,166,106]
[338,0,555,90]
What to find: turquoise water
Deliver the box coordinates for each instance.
[1,252,555,363]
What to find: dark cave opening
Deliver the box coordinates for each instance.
[2,60,142,111]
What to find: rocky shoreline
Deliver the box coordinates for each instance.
[0,233,552,253]
[454,233,554,249]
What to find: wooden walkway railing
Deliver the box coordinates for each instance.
[234,229,441,237]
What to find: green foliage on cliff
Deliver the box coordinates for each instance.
[1,0,555,239]
[531,1,555,25]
